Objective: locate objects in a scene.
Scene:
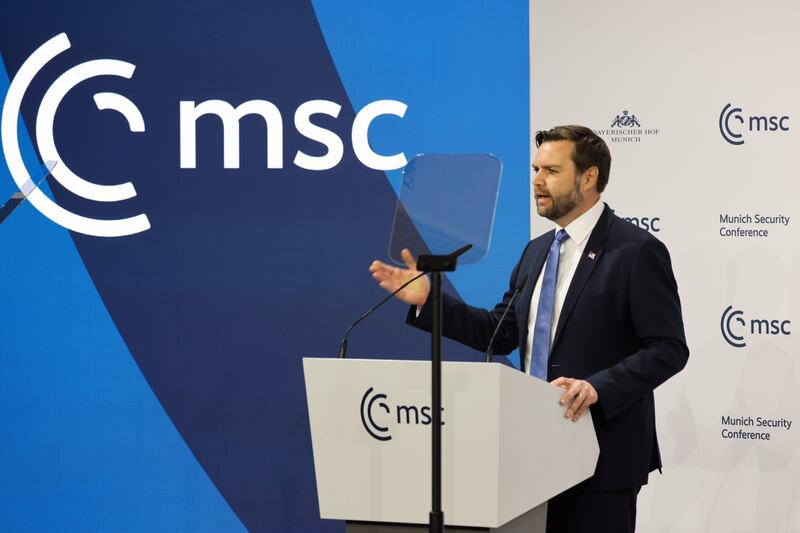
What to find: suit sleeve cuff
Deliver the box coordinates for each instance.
[406,297,434,331]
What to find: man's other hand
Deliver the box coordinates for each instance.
[369,248,431,307]
[552,377,598,422]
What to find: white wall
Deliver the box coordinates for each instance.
[530,1,800,530]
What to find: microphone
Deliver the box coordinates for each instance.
[339,271,427,358]
[485,274,529,363]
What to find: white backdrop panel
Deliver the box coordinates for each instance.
[530,1,800,531]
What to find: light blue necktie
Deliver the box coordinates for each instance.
[530,229,569,379]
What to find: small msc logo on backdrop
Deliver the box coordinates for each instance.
[719,103,789,145]
[594,109,660,143]
[623,215,661,233]
[360,387,443,442]
[721,305,791,348]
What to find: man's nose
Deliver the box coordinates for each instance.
[532,169,544,187]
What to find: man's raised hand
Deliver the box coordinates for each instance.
[369,248,430,307]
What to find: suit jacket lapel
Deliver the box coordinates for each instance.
[551,206,614,353]
[517,231,553,370]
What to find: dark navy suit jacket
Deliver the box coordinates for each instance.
[409,204,689,490]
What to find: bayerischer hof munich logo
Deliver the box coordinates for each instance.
[610,110,640,128]
[594,109,659,143]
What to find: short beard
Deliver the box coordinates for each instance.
[538,176,583,222]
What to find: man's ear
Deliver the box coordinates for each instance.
[582,166,599,192]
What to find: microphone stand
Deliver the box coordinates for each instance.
[485,274,528,364]
[338,272,427,359]
[416,243,472,533]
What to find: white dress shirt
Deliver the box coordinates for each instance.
[523,199,605,375]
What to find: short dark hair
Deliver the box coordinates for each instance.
[534,125,611,193]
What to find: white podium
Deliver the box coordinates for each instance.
[303,358,599,532]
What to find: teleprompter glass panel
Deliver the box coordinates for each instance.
[388,153,501,266]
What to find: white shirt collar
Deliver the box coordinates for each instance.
[558,199,605,247]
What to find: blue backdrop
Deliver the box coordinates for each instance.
[0,1,529,531]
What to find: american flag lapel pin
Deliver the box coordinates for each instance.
[588,251,596,260]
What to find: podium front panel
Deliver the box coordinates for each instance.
[303,358,598,528]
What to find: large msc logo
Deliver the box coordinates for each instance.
[719,103,789,146]
[3,33,409,237]
[721,305,791,348]
[1,33,150,237]
[360,387,443,442]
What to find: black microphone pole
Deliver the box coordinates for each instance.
[430,268,443,533]
[485,274,529,363]
[416,243,472,533]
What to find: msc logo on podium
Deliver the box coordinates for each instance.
[361,387,392,441]
[721,305,791,348]
[360,387,444,442]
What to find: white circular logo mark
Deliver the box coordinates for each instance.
[1,33,150,237]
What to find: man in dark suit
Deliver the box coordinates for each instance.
[370,125,688,533]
